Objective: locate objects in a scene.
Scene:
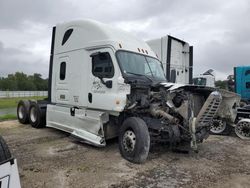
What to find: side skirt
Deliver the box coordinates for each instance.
[46,104,108,147]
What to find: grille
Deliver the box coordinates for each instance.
[196,91,222,127]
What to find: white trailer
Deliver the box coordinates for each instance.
[17,20,240,163]
[147,36,193,84]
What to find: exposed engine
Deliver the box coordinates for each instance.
[124,82,240,150]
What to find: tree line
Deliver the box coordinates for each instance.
[0,71,229,91]
[0,72,48,91]
[215,80,228,90]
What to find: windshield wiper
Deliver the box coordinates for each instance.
[125,72,153,82]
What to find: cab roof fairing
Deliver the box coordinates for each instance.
[53,19,157,58]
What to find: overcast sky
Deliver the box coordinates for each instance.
[0,0,249,80]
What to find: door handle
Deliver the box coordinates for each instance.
[88,93,92,103]
[70,106,79,116]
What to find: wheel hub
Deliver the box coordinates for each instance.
[235,121,250,139]
[30,107,37,122]
[18,106,25,119]
[210,119,226,134]
[123,130,136,153]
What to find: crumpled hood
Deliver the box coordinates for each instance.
[160,81,241,123]
[160,82,215,91]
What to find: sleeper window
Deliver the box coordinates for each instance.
[60,62,66,80]
[246,82,250,89]
[62,29,73,45]
[92,52,114,78]
[245,70,250,76]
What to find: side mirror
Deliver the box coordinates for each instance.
[105,80,112,88]
[98,77,112,89]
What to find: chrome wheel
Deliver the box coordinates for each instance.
[210,119,227,134]
[123,130,136,153]
[18,105,25,119]
[30,107,37,123]
[235,120,250,139]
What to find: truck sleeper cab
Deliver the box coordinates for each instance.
[17,20,240,163]
[234,66,250,104]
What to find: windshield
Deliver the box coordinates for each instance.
[116,51,166,81]
[193,77,207,86]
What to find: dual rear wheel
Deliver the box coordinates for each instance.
[17,100,46,128]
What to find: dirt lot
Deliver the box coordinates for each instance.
[0,120,250,188]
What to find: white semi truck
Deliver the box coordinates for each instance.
[193,69,215,88]
[147,36,193,84]
[17,20,240,163]
[147,37,214,88]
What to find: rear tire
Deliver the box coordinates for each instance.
[17,100,31,124]
[29,102,46,128]
[0,135,11,163]
[119,117,150,164]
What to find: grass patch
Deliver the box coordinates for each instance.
[0,96,46,109]
[0,114,17,121]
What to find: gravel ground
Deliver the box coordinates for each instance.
[0,120,250,188]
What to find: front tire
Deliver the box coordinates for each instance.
[119,117,150,164]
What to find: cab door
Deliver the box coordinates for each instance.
[87,48,121,111]
[55,56,70,104]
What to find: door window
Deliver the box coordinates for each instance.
[92,52,114,78]
[60,62,66,80]
[246,82,250,89]
[245,70,250,76]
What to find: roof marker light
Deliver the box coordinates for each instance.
[119,43,122,48]
[138,48,140,52]
[145,50,148,54]
[141,49,144,53]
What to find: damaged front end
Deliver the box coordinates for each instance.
[124,82,240,151]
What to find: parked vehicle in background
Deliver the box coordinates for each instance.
[227,68,250,139]
[147,35,249,139]
[234,66,250,105]
[210,67,250,139]
[147,35,193,84]
[193,69,215,88]
[0,135,21,188]
[16,20,240,163]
